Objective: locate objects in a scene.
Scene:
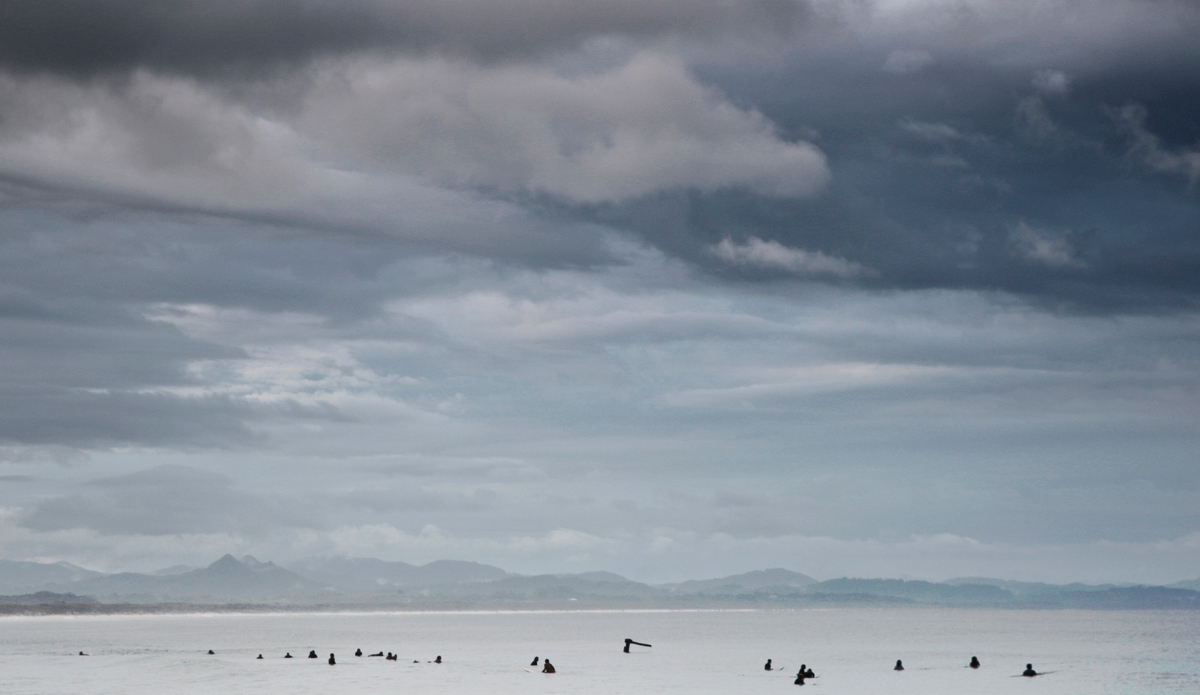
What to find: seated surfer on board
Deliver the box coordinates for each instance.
[256,654,263,659]
[799,664,814,678]
[1023,663,1037,677]
[894,660,904,671]
[308,650,318,659]
[328,653,336,665]
[284,653,293,658]
[531,656,539,666]
[542,659,556,673]
[970,656,980,669]
[355,649,362,657]
[435,655,442,663]
[764,659,773,671]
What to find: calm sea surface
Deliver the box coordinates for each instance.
[1,607,1197,694]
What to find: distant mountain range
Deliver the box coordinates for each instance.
[2,555,1199,609]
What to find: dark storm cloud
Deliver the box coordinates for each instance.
[0,0,805,78]
[571,4,1200,312]
[20,465,317,534]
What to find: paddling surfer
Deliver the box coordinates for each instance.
[624,638,651,653]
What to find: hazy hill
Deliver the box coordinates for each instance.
[661,568,817,595]
[62,555,328,603]
[437,572,664,599]
[0,591,98,605]
[943,577,1119,598]
[812,578,1015,603]
[0,560,104,594]
[285,556,509,594]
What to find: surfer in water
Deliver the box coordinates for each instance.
[355,649,362,657]
[328,653,336,666]
[542,659,556,673]
[764,659,774,671]
[624,639,651,653]
[894,659,904,671]
[970,656,980,669]
[799,664,814,679]
[435,655,442,663]
[1023,663,1037,677]
[79,651,88,656]
[284,653,293,658]
[369,651,383,657]
[308,650,318,659]
[531,657,539,666]
[794,670,806,685]
[256,654,263,660]
[207,650,215,655]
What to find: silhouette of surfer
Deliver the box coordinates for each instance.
[799,664,814,678]
[79,651,87,656]
[207,650,215,655]
[308,650,318,659]
[328,653,336,665]
[542,659,556,673]
[894,659,904,671]
[387,653,397,661]
[794,670,806,685]
[531,656,539,666]
[970,656,980,669]
[256,654,263,660]
[765,659,773,671]
[369,651,384,657]
[1023,663,1037,677]
[284,653,293,658]
[435,655,442,664]
[624,638,651,653]
[355,648,362,657]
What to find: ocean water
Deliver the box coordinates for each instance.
[1,607,1197,694]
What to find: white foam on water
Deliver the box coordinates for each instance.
[0,607,1197,694]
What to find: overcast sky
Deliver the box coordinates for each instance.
[1,0,1199,585]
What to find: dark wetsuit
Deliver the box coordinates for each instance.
[308,651,318,659]
[894,660,904,671]
[284,653,293,658]
[970,656,980,669]
[531,657,539,666]
[435,656,442,663]
[764,659,773,671]
[542,660,556,673]
[1023,664,1037,677]
[355,649,362,657]
[328,653,336,665]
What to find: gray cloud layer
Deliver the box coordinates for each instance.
[2,0,1199,583]
[0,0,805,76]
